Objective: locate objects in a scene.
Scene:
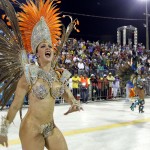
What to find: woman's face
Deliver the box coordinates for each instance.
[36,42,54,63]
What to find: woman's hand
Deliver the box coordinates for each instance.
[0,135,8,147]
[64,105,83,115]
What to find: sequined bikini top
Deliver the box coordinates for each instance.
[24,64,66,99]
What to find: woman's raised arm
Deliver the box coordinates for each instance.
[62,86,83,115]
[0,74,29,147]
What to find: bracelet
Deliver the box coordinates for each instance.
[0,116,10,137]
[72,98,81,108]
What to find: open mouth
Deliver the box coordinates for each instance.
[45,51,51,58]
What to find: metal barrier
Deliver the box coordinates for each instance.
[69,80,125,102]
[79,84,124,101]
[1,78,150,107]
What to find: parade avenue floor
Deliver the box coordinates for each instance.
[0,98,150,150]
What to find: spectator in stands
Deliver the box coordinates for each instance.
[112,75,120,99]
[96,75,102,100]
[72,74,80,99]
[78,59,85,75]
[80,74,89,103]
[84,61,90,77]
[101,74,109,100]
[73,55,79,62]
[90,74,98,101]
[97,64,104,77]
[107,72,115,99]
[65,54,72,64]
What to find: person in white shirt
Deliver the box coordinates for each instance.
[77,60,85,75]
[112,75,120,99]
[73,55,79,62]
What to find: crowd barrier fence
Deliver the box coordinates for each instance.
[1,79,150,108]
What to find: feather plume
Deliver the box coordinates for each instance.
[117,63,134,87]
[0,0,23,48]
[17,0,62,53]
[60,15,80,47]
[0,0,24,108]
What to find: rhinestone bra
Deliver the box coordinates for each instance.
[24,65,65,99]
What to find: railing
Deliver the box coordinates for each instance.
[1,79,150,108]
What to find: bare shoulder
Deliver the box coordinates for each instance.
[17,74,29,90]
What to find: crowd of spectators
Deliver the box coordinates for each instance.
[1,38,150,106]
[57,38,150,78]
[54,38,150,102]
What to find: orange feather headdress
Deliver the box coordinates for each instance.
[12,0,62,53]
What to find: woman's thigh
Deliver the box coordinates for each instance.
[19,121,45,150]
[45,127,68,150]
[20,135,45,150]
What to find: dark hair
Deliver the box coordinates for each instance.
[35,42,42,53]
[36,46,39,54]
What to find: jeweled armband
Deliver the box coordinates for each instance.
[0,116,10,137]
[60,69,72,84]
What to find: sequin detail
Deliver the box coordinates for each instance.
[24,65,66,99]
[31,17,52,53]
[32,84,48,99]
[51,85,65,98]
[38,68,58,87]
[40,122,54,138]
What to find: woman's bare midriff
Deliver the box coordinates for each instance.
[22,79,56,126]
[19,95,55,138]
[27,97,55,123]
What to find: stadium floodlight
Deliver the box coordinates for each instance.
[139,0,149,50]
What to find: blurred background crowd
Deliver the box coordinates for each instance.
[56,38,150,77]
[1,38,150,107]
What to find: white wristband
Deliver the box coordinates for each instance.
[72,98,80,108]
[0,116,10,137]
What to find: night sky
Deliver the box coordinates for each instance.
[2,0,150,44]
[60,0,150,45]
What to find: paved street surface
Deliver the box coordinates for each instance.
[0,98,150,150]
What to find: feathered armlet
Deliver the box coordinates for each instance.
[60,69,72,84]
[55,68,72,84]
